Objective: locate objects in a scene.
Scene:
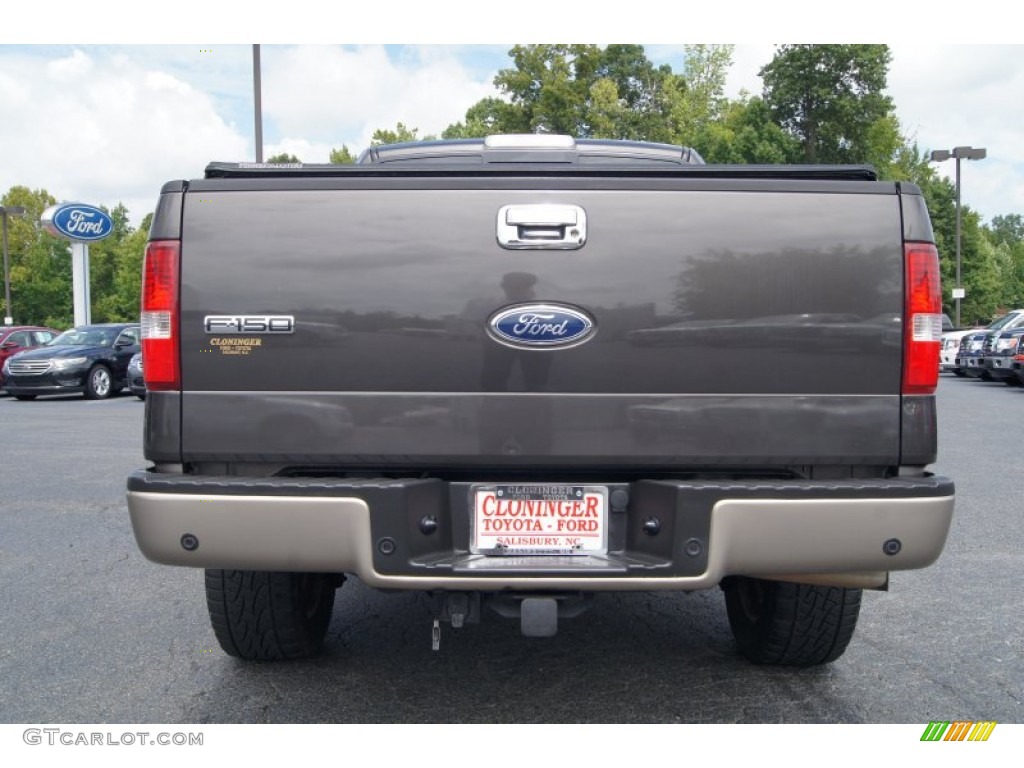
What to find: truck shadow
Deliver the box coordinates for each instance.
[186,579,848,724]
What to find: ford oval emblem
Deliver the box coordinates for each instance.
[487,303,596,349]
[41,203,114,242]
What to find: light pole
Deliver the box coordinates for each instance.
[0,204,26,326]
[253,44,263,162]
[929,146,987,328]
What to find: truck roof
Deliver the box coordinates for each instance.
[358,135,706,166]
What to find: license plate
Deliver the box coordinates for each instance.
[471,484,608,556]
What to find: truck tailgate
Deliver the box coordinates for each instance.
[176,179,904,468]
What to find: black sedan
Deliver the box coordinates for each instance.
[2,323,141,400]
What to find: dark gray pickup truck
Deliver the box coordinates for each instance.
[127,135,955,666]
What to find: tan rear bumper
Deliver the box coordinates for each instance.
[128,477,954,591]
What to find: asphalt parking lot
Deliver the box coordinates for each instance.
[0,378,1021,724]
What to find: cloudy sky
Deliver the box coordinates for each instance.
[2,3,1018,228]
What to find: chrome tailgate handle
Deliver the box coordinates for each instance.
[497,204,587,250]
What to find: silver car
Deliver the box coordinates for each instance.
[128,353,146,399]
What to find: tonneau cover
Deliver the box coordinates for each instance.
[204,161,879,182]
[205,134,876,181]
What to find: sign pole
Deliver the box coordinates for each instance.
[71,242,91,327]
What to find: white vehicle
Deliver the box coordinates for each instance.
[941,329,981,375]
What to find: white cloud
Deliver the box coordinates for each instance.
[889,46,1024,147]
[262,45,496,158]
[888,44,1024,222]
[725,45,775,98]
[143,70,194,96]
[0,48,248,224]
[265,138,337,163]
[46,48,93,77]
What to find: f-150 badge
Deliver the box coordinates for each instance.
[204,315,294,334]
[487,304,595,349]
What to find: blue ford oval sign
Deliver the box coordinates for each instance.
[42,203,114,242]
[487,303,596,349]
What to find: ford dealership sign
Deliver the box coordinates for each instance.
[41,203,114,242]
[487,303,596,349]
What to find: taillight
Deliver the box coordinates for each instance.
[141,240,180,391]
[903,242,941,395]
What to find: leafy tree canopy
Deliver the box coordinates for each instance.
[444,44,736,147]
[371,122,435,146]
[329,145,356,164]
[988,214,1024,247]
[760,44,894,164]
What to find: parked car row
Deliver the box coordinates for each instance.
[942,308,1024,386]
[1,322,143,400]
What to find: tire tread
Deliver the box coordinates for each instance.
[205,569,335,661]
[724,577,862,666]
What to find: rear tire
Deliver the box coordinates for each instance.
[722,576,862,666]
[205,569,338,660]
[14,394,36,401]
[953,369,967,378]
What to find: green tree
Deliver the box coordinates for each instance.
[983,215,1024,309]
[988,214,1024,247]
[371,122,434,145]
[87,202,132,322]
[958,219,1005,323]
[266,152,301,163]
[94,212,150,323]
[695,96,800,164]
[587,44,676,141]
[443,97,523,139]
[860,114,906,177]
[587,77,627,139]
[445,44,682,141]
[760,45,894,163]
[329,145,357,164]
[491,44,597,135]
[1,186,69,328]
[667,45,734,147]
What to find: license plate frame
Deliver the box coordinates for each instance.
[470,484,609,556]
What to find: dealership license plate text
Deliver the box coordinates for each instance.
[472,485,608,555]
